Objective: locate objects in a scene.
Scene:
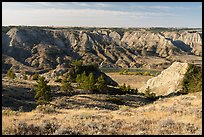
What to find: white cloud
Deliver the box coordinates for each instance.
[93,3,112,8]
[130,5,171,10]
[70,2,90,7]
[2,8,178,21]
[130,5,192,11]
[2,4,200,28]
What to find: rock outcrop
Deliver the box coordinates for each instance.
[139,62,189,96]
[2,26,202,72]
[162,31,202,56]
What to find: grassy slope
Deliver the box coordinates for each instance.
[2,67,202,135]
[2,92,202,135]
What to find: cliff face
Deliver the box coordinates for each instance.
[2,26,202,71]
[162,31,202,56]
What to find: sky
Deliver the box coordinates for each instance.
[2,2,202,28]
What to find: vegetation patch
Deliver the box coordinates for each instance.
[2,109,19,116]
[119,105,131,111]
[7,68,16,79]
[60,76,73,95]
[34,76,52,105]
[119,69,157,76]
[144,86,158,101]
[3,121,60,135]
[35,104,57,114]
[180,64,202,94]
[76,71,108,93]
[118,83,138,95]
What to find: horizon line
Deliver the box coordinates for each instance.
[2,25,202,29]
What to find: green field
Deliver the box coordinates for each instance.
[100,68,161,75]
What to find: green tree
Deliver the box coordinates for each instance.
[118,83,137,94]
[82,73,96,91]
[7,68,16,79]
[96,75,107,91]
[72,60,83,74]
[89,73,95,85]
[60,77,72,94]
[76,72,97,92]
[76,74,82,86]
[65,73,74,82]
[180,64,202,94]
[34,76,51,105]
[76,71,87,87]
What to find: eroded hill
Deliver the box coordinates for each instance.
[2,26,202,74]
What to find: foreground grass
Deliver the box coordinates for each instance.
[2,92,202,135]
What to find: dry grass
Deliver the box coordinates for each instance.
[2,91,202,135]
[106,73,153,89]
[2,73,202,135]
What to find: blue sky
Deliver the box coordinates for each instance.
[2,2,202,28]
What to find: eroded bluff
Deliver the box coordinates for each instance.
[2,26,202,71]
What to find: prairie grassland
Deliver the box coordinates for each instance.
[2,73,202,135]
[2,91,202,135]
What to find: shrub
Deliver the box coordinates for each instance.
[180,64,202,94]
[3,121,60,135]
[36,104,57,114]
[155,72,160,76]
[144,86,157,100]
[118,84,138,94]
[119,105,131,111]
[143,71,151,76]
[118,83,128,94]
[129,88,138,94]
[119,69,129,75]
[34,76,52,105]
[53,127,81,135]
[123,69,129,74]
[7,68,16,79]
[135,71,143,75]
[150,73,155,76]
[119,71,123,75]
[106,97,125,105]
